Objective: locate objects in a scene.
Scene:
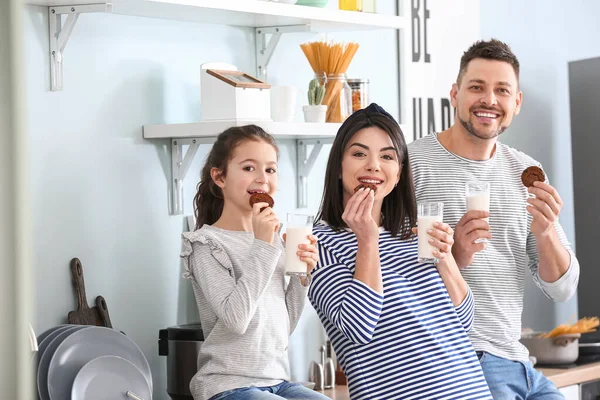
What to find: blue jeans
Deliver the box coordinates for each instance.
[209,381,331,400]
[477,352,565,400]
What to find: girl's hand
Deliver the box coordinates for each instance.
[342,188,378,241]
[282,233,318,286]
[297,234,319,274]
[252,203,279,244]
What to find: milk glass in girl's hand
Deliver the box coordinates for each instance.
[285,213,314,276]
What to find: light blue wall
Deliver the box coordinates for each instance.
[480,0,600,331]
[24,2,399,398]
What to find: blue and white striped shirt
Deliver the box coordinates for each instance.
[309,222,492,400]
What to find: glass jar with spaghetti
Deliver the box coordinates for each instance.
[323,73,352,123]
[348,78,369,112]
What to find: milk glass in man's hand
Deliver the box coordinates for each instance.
[285,213,314,276]
[466,181,490,243]
[417,202,444,263]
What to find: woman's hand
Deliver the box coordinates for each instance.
[427,222,455,264]
[342,188,379,242]
[420,222,468,306]
[413,222,455,263]
[252,203,279,244]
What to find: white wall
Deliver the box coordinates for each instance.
[480,0,600,330]
[24,2,400,398]
[404,0,480,141]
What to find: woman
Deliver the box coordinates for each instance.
[308,103,492,399]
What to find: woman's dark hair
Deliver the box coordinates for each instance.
[316,104,416,239]
[193,125,279,230]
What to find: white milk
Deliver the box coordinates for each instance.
[467,192,490,243]
[467,193,490,216]
[418,215,443,262]
[285,226,312,275]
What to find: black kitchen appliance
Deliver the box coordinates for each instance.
[158,323,204,400]
[578,331,600,364]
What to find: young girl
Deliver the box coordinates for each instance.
[308,104,493,399]
[181,125,331,400]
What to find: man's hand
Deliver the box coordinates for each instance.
[527,181,563,238]
[452,210,491,269]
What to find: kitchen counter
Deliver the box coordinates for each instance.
[318,386,350,399]
[318,362,600,399]
[539,362,600,388]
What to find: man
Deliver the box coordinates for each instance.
[408,39,580,399]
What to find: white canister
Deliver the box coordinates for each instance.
[270,86,298,122]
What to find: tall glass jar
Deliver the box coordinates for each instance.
[348,79,370,112]
[323,73,352,123]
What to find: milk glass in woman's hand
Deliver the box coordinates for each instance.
[285,213,314,276]
[418,202,444,263]
[466,181,490,243]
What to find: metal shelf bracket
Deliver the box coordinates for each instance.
[297,138,332,209]
[255,25,309,82]
[171,138,205,215]
[49,3,111,91]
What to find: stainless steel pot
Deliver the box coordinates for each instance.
[520,332,580,365]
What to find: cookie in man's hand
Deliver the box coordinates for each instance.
[521,166,545,188]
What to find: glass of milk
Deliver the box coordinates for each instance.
[285,213,315,276]
[417,202,444,263]
[466,181,490,243]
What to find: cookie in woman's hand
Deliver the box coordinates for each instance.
[354,183,378,193]
[521,166,545,188]
[249,193,274,212]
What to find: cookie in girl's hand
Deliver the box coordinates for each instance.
[354,183,378,193]
[521,166,545,188]
[249,193,274,212]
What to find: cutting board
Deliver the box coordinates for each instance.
[67,258,104,326]
[95,295,113,329]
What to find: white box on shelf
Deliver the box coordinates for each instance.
[200,62,271,121]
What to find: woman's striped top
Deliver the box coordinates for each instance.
[308,222,493,400]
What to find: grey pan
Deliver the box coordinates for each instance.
[71,355,152,400]
[36,324,72,345]
[37,325,90,400]
[35,325,72,369]
[35,325,73,399]
[47,326,152,400]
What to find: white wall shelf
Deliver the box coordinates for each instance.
[36,0,406,89]
[143,120,342,140]
[31,0,406,31]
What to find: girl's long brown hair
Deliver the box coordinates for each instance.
[193,125,279,230]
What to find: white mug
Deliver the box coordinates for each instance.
[270,85,298,122]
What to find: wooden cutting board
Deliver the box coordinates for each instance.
[67,258,105,326]
[95,295,113,329]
